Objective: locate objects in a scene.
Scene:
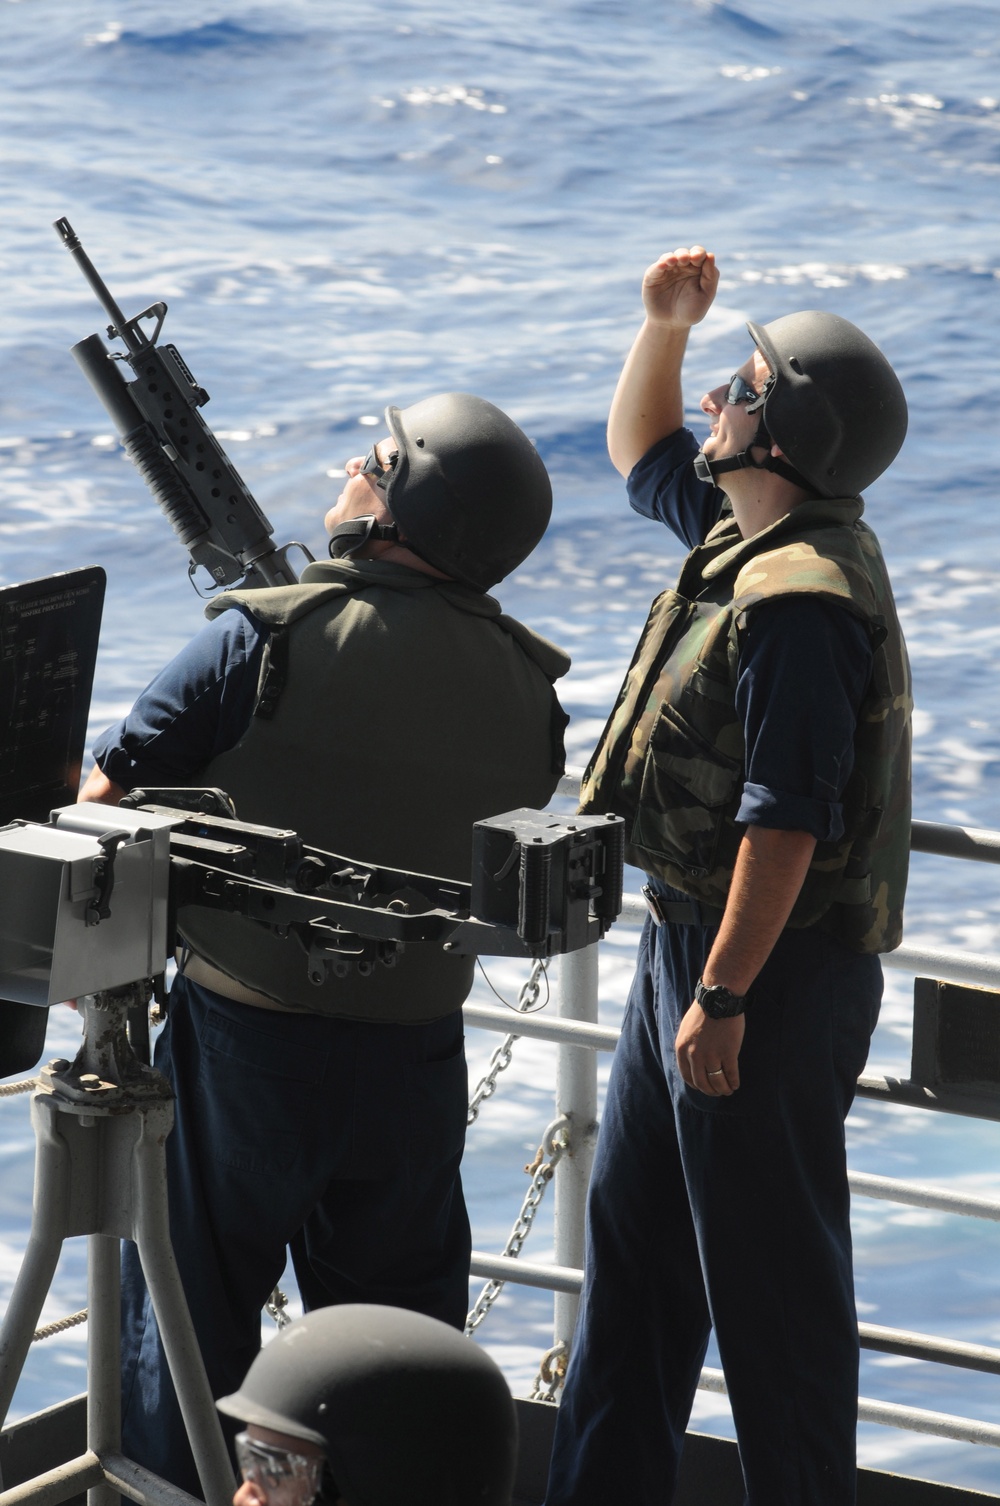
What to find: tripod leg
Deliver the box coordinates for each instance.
[131,1103,235,1506]
[0,1099,73,1425]
[87,1233,121,1506]
[0,1231,65,1426]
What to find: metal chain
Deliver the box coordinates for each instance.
[464,1116,569,1336]
[265,1287,292,1329]
[530,1339,568,1403]
[467,960,548,1126]
[261,967,551,1330]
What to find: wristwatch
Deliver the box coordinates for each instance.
[694,978,748,1019]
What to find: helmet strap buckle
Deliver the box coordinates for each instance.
[695,418,810,492]
[328,516,401,560]
[693,446,756,484]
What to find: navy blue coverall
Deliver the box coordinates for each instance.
[543,430,884,1506]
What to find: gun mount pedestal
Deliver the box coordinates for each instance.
[0,987,235,1506]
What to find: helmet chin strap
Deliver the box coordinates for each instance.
[327,515,401,559]
[693,420,809,491]
[328,515,447,577]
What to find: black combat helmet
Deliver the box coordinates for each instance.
[746,311,908,497]
[217,1304,518,1506]
[382,392,552,591]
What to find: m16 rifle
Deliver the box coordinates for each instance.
[54,217,313,593]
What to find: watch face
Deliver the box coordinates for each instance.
[696,981,746,1018]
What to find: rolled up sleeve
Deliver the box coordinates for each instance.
[626,427,725,549]
[734,597,874,842]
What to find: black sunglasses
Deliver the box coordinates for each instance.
[726,372,771,414]
[358,445,399,490]
[726,373,758,405]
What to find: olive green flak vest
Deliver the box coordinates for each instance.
[580,496,912,953]
[177,558,570,1022]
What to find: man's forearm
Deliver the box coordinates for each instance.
[78,764,127,806]
[608,247,719,477]
[675,825,817,1096]
[703,825,819,995]
[607,320,690,478]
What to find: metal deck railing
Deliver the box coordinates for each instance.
[464,790,1000,1457]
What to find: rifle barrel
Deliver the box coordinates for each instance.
[54,217,137,350]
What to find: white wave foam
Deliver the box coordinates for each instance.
[387,85,507,114]
[738,262,908,288]
[83,22,122,46]
[863,90,945,125]
[560,665,631,706]
[718,64,782,82]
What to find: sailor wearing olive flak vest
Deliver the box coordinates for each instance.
[79,394,570,1498]
[543,249,910,1506]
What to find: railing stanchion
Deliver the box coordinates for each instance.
[552,941,601,1360]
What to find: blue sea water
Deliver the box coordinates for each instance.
[2,0,1000,1491]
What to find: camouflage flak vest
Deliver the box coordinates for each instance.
[580,496,912,953]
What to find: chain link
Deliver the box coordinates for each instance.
[265,1286,293,1329]
[530,1339,568,1403]
[464,1116,569,1336]
[467,960,547,1126]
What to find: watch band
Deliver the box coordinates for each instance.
[694,977,748,1019]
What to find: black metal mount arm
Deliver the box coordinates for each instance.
[123,790,625,984]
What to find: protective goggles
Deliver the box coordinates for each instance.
[234,1431,325,1504]
[358,445,398,490]
[726,372,771,414]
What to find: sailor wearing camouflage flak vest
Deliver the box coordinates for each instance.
[543,248,911,1506]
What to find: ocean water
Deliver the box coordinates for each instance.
[2,0,1000,1491]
